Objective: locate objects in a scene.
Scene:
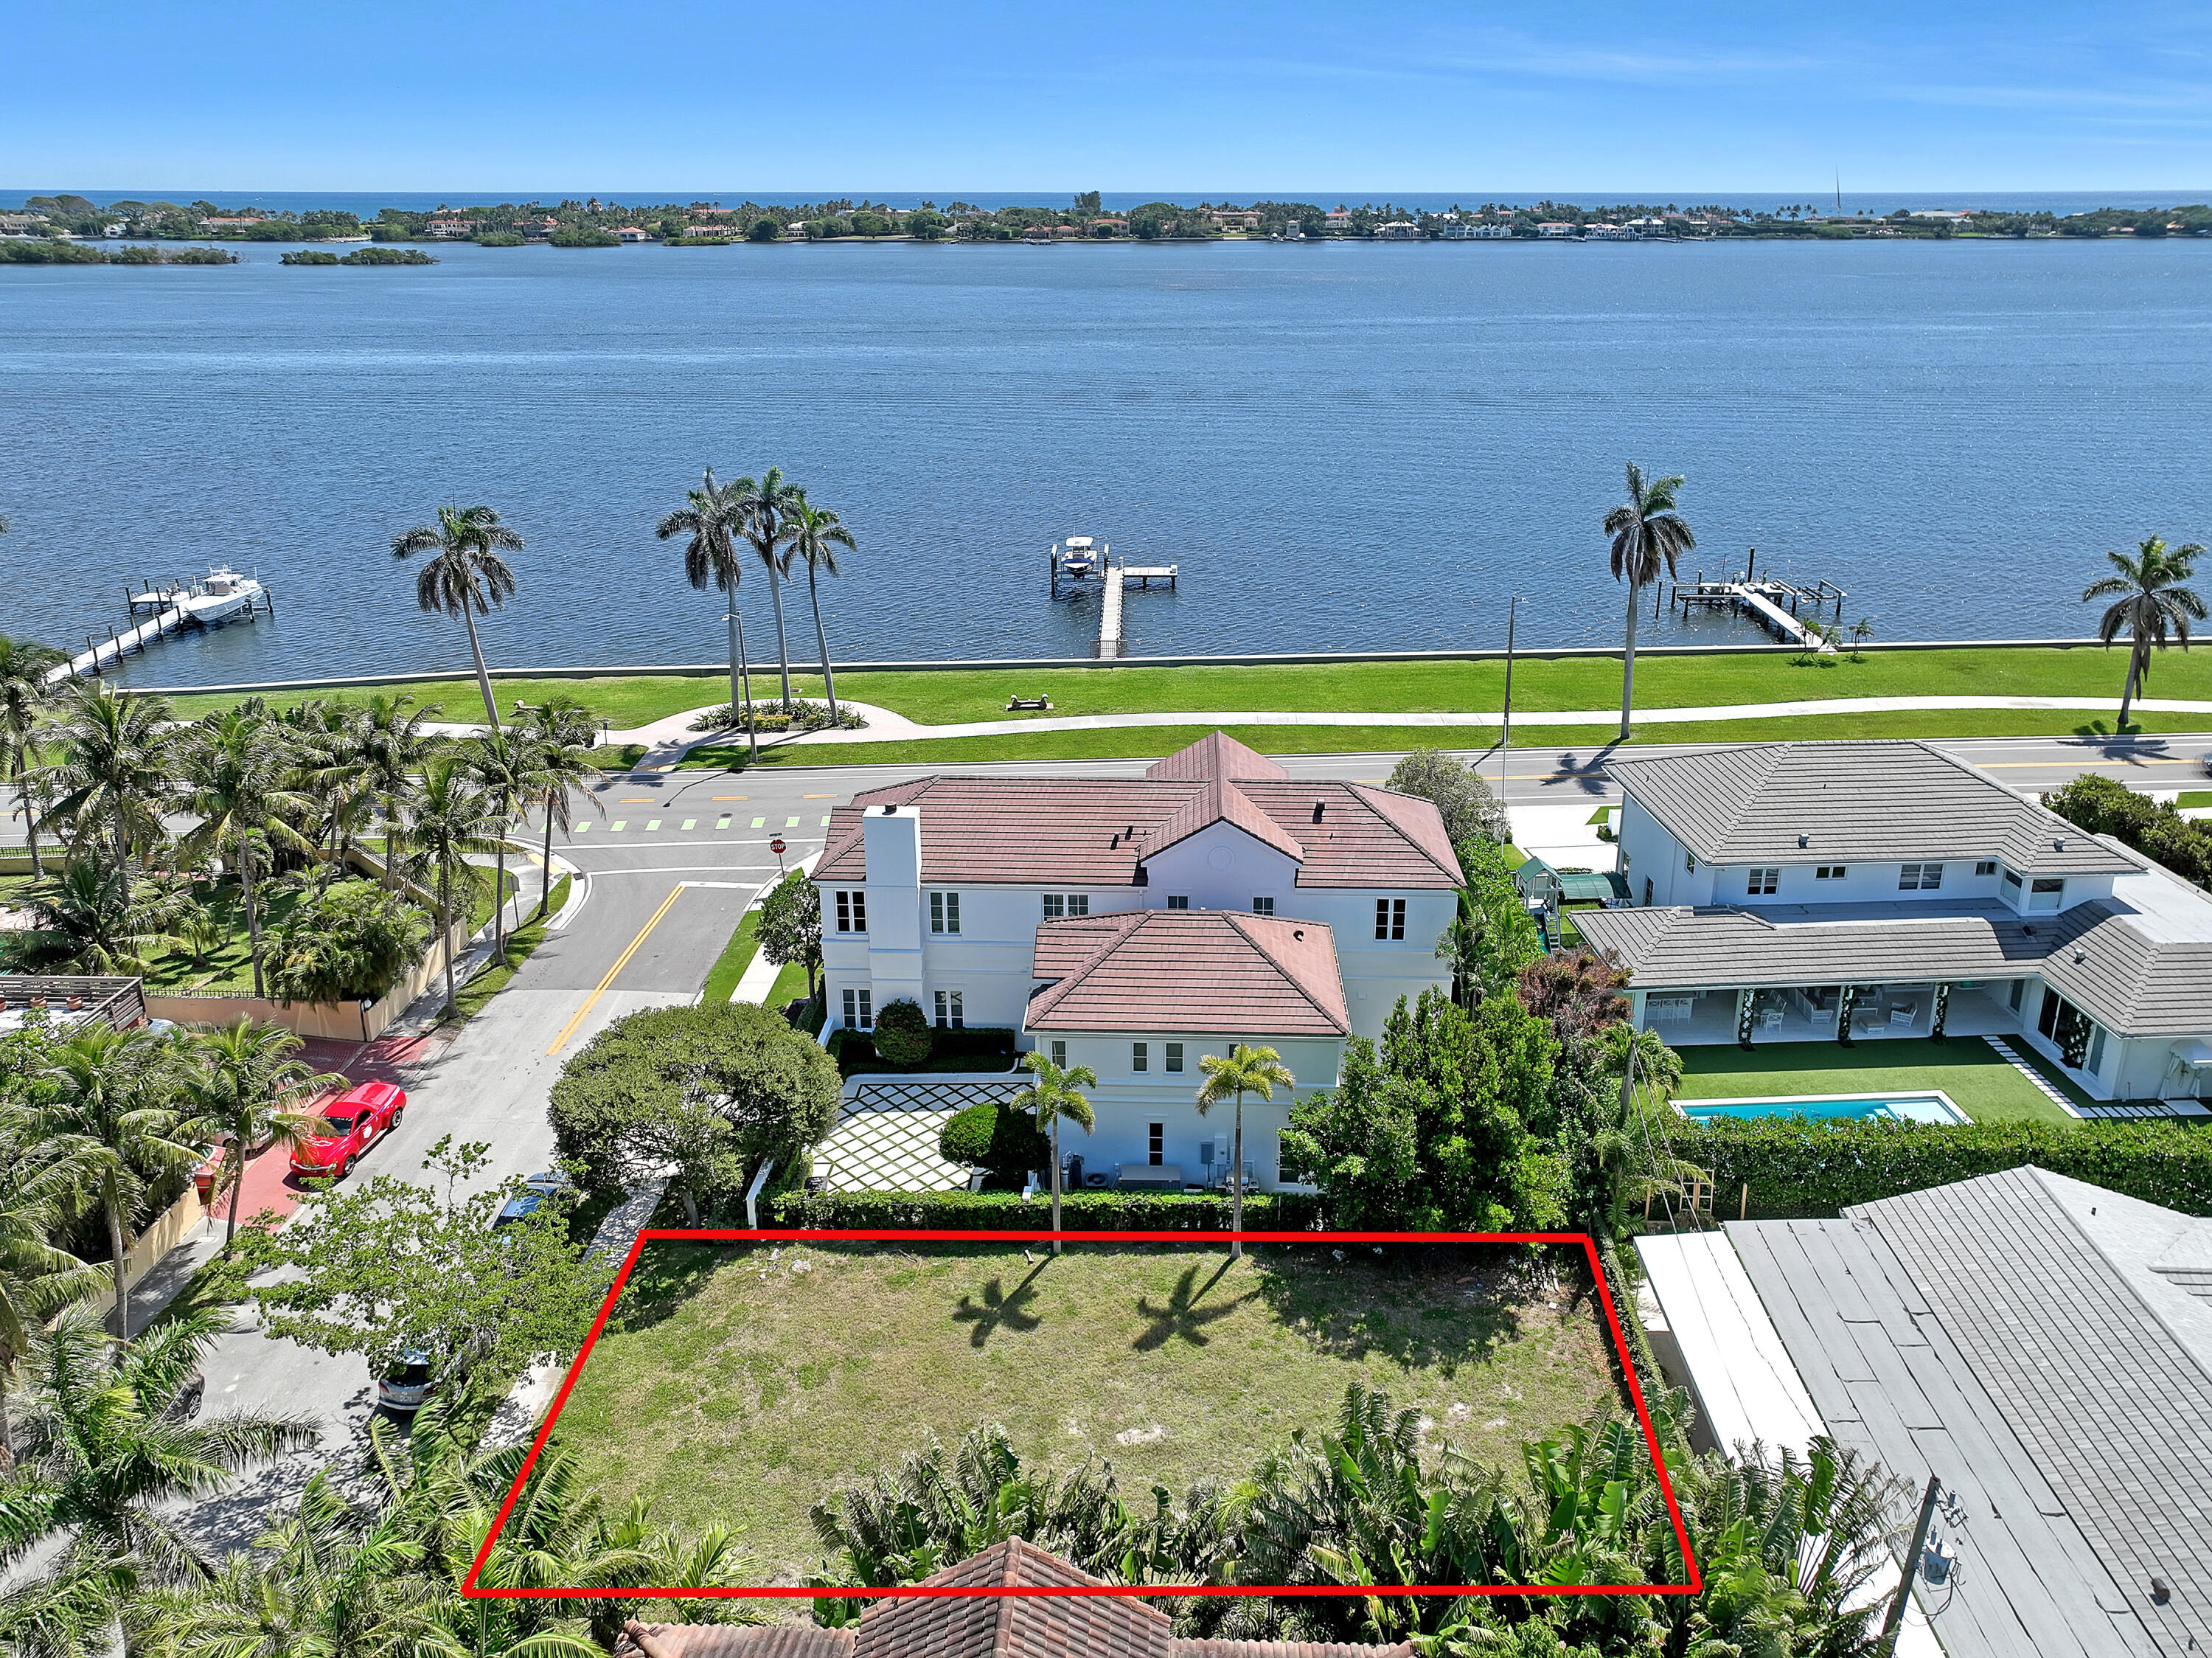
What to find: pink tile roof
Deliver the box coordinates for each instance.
[1143,731,1287,783]
[812,737,1459,891]
[858,1538,1170,1658]
[1026,910,1349,1036]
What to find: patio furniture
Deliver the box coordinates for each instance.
[1006,695,1053,711]
[1114,1163,1183,1192]
[1757,1006,1784,1031]
[1889,1001,1919,1028]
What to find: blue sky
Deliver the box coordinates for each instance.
[7,0,2210,194]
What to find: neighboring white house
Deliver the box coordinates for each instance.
[1536,221,1576,237]
[813,732,1465,1186]
[1439,221,1514,239]
[1577,740,2212,1104]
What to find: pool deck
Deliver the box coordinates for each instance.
[1674,1089,1969,1124]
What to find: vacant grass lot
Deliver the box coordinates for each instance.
[550,1240,1621,1585]
[1675,1037,2076,1124]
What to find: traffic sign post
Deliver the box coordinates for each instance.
[771,836,787,874]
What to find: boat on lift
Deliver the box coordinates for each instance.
[1058,536,1099,577]
[178,566,265,625]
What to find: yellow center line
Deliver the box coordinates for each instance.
[546,885,686,1055]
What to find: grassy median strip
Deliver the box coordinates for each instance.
[551,1238,1619,1584]
[700,906,762,1005]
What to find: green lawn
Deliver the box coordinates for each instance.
[763,958,810,1012]
[1674,1038,2073,1124]
[700,907,762,1005]
[2179,791,2212,808]
[551,1239,1623,1585]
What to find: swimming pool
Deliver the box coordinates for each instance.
[1674,1091,1969,1125]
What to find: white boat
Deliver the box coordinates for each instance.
[1059,535,1098,576]
[180,566,265,625]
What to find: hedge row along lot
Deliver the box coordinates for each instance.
[549,1237,1624,1584]
[149,645,2212,757]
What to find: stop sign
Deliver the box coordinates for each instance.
[770,837,786,854]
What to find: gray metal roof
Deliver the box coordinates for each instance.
[1730,1210,2160,1658]
[1575,898,2212,1039]
[1852,1168,2212,1657]
[1605,741,2135,875]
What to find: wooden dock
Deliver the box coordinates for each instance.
[1094,556,1178,659]
[41,573,274,687]
[1672,556,1844,653]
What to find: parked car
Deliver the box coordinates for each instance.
[493,1170,579,1229]
[378,1349,435,1414]
[290,1080,406,1179]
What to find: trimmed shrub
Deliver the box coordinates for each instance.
[827,1025,1018,1075]
[938,1101,1051,1182]
[1693,1117,2212,1219]
[871,998,932,1065]
[771,1188,1325,1231]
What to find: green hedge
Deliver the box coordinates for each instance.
[770,1188,1325,1231]
[1694,1117,2212,1218]
[826,1025,1019,1074]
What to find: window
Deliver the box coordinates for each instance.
[1815,865,1846,881]
[2008,977,2025,1012]
[2087,1027,2107,1074]
[1976,860,1999,877]
[2002,870,2023,894]
[1132,1041,1148,1072]
[1041,892,1090,920]
[1747,867,1779,896]
[933,990,964,1029]
[1643,878,1653,907]
[1147,1123,1164,1166]
[835,889,866,932]
[1899,863,1944,890]
[2030,878,2065,912]
[1166,895,1190,910]
[1375,898,1406,940]
[929,891,960,933]
[1164,1041,1183,1073]
[1251,895,1275,916]
[1048,1040,1066,1068]
[841,988,872,1030]
[1685,851,1697,873]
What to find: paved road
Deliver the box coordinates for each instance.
[164,727,2208,1547]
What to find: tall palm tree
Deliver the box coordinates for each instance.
[0,1103,108,1470]
[521,699,603,919]
[179,707,314,999]
[1603,463,1697,741]
[283,697,375,882]
[178,1018,341,1251]
[4,1300,319,1586]
[355,691,446,886]
[41,1026,200,1332]
[2083,535,2208,728]
[38,681,178,873]
[1009,1050,1096,1253]
[463,729,538,967]
[731,468,804,707]
[0,635,64,878]
[410,756,503,1015]
[778,492,856,722]
[1194,1042,1295,1258]
[658,468,762,764]
[1,856,181,976]
[392,504,523,731]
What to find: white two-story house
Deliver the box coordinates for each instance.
[1576,740,2212,1104]
[811,732,1466,1184]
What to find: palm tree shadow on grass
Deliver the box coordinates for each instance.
[1248,1246,1536,1381]
[1131,1259,1250,1352]
[951,1258,1050,1347]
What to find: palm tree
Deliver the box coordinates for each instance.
[731,468,804,707]
[4,1300,319,1586]
[1194,1042,1295,1258]
[779,492,855,722]
[1,856,182,976]
[2082,535,2208,728]
[38,681,178,873]
[463,729,538,967]
[0,1103,108,1470]
[410,756,502,1014]
[41,1026,200,1332]
[355,691,446,885]
[521,699,603,918]
[1603,463,1697,741]
[392,504,523,730]
[1009,1050,1096,1252]
[178,1018,341,1250]
[0,635,64,878]
[178,707,314,999]
[658,468,762,763]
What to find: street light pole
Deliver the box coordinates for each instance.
[1879,1475,1944,1656]
[1499,595,1518,802]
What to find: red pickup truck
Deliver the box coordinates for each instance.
[291,1081,407,1179]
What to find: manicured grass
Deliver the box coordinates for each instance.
[1673,1038,2073,1125]
[700,906,762,1005]
[762,958,810,1012]
[439,875,568,1026]
[551,1239,1621,1584]
[2179,791,2212,808]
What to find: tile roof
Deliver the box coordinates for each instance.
[1143,732,1288,783]
[811,737,1460,891]
[859,1537,1172,1658]
[1605,741,2135,875]
[1027,910,1349,1036]
[1169,1645,1411,1658]
[1576,894,2212,1039]
[619,1626,853,1658]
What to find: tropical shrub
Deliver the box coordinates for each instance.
[549,224,619,247]
[870,997,932,1065]
[1386,746,1512,847]
[549,1001,841,1215]
[771,1187,1323,1230]
[2045,772,2212,889]
[265,878,432,1003]
[937,1099,1051,1182]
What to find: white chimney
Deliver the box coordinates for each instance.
[863,804,925,1005]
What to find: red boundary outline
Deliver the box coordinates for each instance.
[464,1229,1702,1600]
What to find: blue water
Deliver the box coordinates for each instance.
[1678,1094,1967,1125]
[5,235,2212,687]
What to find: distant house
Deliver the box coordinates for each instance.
[1439,220,1512,239]
[518,216,561,240]
[1324,207,1354,229]
[425,218,477,238]
[1088,217,1128,235]
[1372,220,1423,240]
[1908,209,1973,223]
[0,212,47,237]
[1207,208,1262,231]
[1020,223,1055,243]
[612,226,653,242]
[1583,223,1632,240]
[198,217,267,231]
[1535,221,1576,238]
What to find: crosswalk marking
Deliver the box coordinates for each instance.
[682,819,696,829]
[717,816,731,829]
[785,816,801,827]
[751,817,765,828]
[821,815,832,826]
[646,819,661,830]
[611,821,626,831]
[573,822,590,833]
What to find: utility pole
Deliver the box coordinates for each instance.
[1498,595,1518,801]
[1879,1475,1944,1655]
